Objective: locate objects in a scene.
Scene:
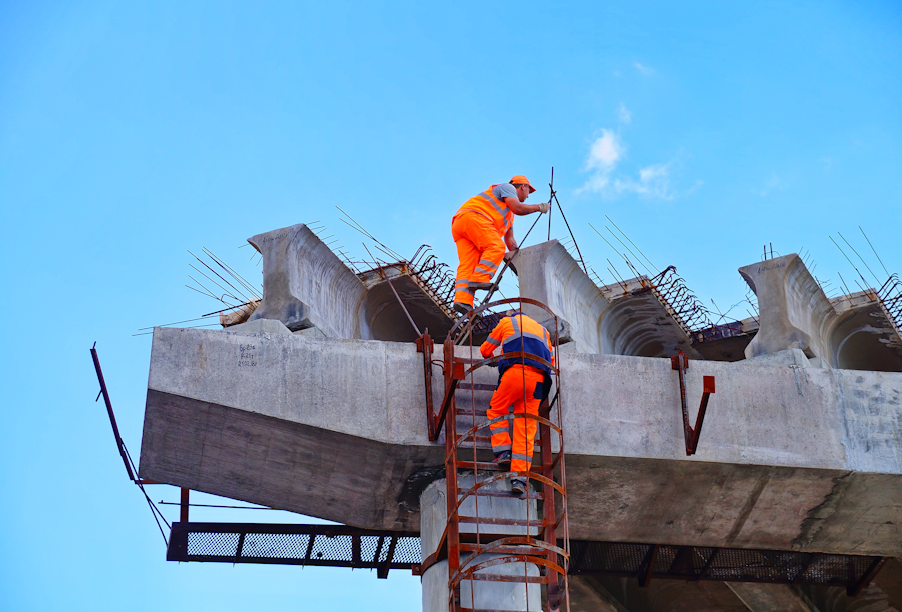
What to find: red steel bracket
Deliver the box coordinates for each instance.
[671,349,715,456]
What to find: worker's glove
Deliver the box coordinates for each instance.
[538,201,551,214]
[503,249,518,262]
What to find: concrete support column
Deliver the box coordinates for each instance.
[420,475,541,612]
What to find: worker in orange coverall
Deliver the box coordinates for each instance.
[451,176,551,315]
[480,311,555,495]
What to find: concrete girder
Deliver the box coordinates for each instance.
[740,254,902,372]
[515,240,702,359]
[139,324,902,556]
[247,223,458,342]
[248,224,368,336]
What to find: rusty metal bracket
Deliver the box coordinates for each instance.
[671,348,715,456]
[848,556,888,596]
[416,331,437,439]
[638,544,659,587]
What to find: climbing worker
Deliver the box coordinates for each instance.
[452,176,551,314]
[480,310,555,495]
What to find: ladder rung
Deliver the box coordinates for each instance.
[460,607,547,612]
[456,435,544,448]
[457,460,499,471]
[459,515,545,527]
[457,531,548,544]
[460,608,540,612]
[459,489,545,501]
[459,543,547,555]
[454,460,548,474]
[461,573,550,584]
[457,383,498,391]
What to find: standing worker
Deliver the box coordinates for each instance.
[451,176,551,314]
[480,310,555,495]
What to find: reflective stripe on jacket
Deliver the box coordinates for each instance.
[456,185,515,236]
[480,312,554,377]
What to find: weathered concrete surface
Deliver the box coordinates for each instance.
[796,582,899,612]
[741,254,902,371]
[573,576,900,612]
[356,264,458,343]
[726,583,816,611]
[743,348,812,368]
[516,241,702,358]
[568,577,628,612]
[586,576,753,612]
[140,325,902,556]
[225,317,292,336]
[829,290,902,372]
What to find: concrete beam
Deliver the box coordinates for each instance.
[740,254,902,371]
[249,224,368,336]
[516,241,701,358]
[247,223,457,342]
[140,325,902,556]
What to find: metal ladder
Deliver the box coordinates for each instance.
[417,297,571,612]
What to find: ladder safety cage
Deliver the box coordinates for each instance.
[418,297,571,612]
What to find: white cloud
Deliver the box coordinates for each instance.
[610,161,675,200]
[576,130,624,195]
[754,173,787,197]
[617,103,632,124]
[584,129,624,172]
[633,61,654,76]
[639,163,667,183]
[577,131,686,200]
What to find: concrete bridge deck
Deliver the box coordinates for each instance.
[140,323,902,556]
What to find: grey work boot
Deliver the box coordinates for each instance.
[452,302,471,315]
[492,451,512,470]
[510,478,527,496]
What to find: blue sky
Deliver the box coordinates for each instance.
[1,2,900,610]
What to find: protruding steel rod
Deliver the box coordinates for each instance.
[547,166,554,241]
[90,343,136,482]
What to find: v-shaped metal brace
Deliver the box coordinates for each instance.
[670,348,716,456]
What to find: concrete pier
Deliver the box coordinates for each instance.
[420,476,541,612]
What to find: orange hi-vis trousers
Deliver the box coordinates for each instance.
[487,365,546,474]
[451,211,505,307]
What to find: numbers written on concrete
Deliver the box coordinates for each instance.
[238,343,257,367]
[261,232,288,243]
[757,262,786,273]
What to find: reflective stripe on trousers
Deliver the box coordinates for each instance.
[451,211,505,307]
[486,364,545,474]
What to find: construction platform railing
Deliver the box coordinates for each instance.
[417,297,571,612]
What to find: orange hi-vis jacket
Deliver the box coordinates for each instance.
[456,185,515,237]
[480,312,555,377]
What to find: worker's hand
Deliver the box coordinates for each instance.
[503,249,518,262]
[538,201,551,214]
